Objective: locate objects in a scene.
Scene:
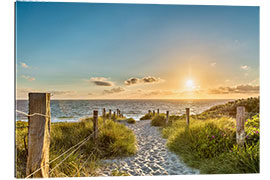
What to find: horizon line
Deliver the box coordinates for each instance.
[15,98,241,101]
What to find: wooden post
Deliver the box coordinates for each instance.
[109,109,112,120]
[153,110,155,116]
[26,93,51,178]
[113,111,116,121]
[102,108,106,124]
[148,110,151,118]
[93,110,98,140]
[166,111,169,125]
[186,108,190,128]
[157,109,159,115]
[236,106,246,145]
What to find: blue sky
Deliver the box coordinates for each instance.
[16,2,259,99]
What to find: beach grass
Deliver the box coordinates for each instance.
[15,117,136,178]
[126,118,136,124]
[143,97,260,174]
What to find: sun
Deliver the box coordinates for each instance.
[186,79,194,88]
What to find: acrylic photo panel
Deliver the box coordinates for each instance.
[15,1,259,178]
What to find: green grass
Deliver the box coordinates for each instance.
[159,97,260,174]
[140,112,153,120]
[151,114,166,126]
[126,118,136,124]
[15,117,136,178]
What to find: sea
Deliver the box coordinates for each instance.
[16,99,232,122]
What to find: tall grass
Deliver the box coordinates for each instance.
[142,97,260,174]
[15,117,136,178]
[162,115,259,174]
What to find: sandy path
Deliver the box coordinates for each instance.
[97,120,199,176]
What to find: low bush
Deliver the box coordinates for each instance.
[139,113,153,120]
[126,118,136,124]
[151,114,167,127]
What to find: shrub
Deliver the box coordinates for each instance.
[151,114,166,127]
[140,113,153,120]
[126,118,136,124]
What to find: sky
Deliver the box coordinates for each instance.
[16,2,260,99]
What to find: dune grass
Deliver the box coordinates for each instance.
[162,115,259,174]
[126,118,136,124]
[15,117,136,178]
[139,112,153,120]
[140,97,260,174]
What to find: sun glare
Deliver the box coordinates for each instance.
[186,79,194,88]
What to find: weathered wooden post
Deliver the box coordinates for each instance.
[102,108,106,124]
[148,110,151,118]
[109,109,112,120]
[113,111,116,121]
[93,110,99,140]
[157,109,159,115]
[236,106,246,145]
[186,108,190,128]
[26,93,51,178]
[166,111,169,125]
[153,110,155,116]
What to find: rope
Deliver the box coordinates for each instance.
[73,151,95,177]
[48,131,96,175]
[25,130,96,178]
[16,110,50,118]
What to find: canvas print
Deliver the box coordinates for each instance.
[15,1,260,178]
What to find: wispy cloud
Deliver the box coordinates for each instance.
[20,62,30,69]
[240,65,250,70]
[50,90,76,96]
[210,62,216,67]
[209,84,259,94]
[125,76,162,86]
[89,77,114,86]
[21,75,35,81]
[103,87,125,94]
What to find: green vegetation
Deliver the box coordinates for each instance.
[126,118,136,124]
[201,97,259,119]
[16,116,136,178]
[139,112,153,120]
[151,113,166,126]
[111,170,129,176]
[141,97,260,174]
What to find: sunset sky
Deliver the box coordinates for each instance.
[16,2,259,99]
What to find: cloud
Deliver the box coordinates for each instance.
[240,65,250,70]
[124,77,140,85]
[125,76,162,86]
[209,84,259,94]
[20,62,30,68]
[89,77,114,86]
[210,62,216,67]
[50,90,76,96]
[21,75,35,81]
[103,87,125,94]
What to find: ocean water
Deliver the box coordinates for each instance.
[16,99,231,122]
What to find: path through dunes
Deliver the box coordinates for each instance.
[97,120,199,176]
